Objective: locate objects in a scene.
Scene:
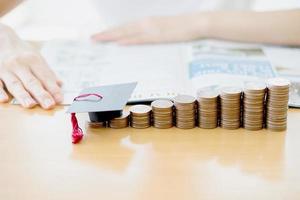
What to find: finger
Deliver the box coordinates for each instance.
[13,65,56,109]
[56,78,64,87]
[19,54,63,104]
[1,71,37,108]
[91,23,141,41]
[0,80,9,103]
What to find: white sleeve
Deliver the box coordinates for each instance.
[252,0,300,11]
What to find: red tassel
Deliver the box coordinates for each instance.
[70,93,103,144]
[71,113,83,144]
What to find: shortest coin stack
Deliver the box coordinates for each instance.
[87,121,107,128]
[174,95,196,129]
[109,110,130,129]
[220,87,242,130]
[266,78,290,132]
[129,105,152,129]
[197,89,219,129]
[151,99,174,129]
[243,82,266,131]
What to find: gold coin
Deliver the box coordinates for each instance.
[151,99,174,109]
[129,105,152,115]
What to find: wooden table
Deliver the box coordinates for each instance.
[0,104,300,200]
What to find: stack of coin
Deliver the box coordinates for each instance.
[109,110,130,129]
[87,121,107,128]
[197,89,219,129]
[266,78,290,131]
[151,99,174,129]
[129,105,152,129]
[243,82,266,131]
[173,95,196,129]
[220,87,242,129]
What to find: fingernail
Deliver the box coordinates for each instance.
[23,98,36,108]
[57,80,64,87]
[43,99,55,109]
[54,93,63,104]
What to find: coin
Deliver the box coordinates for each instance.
[197,89,219,129]
[151,99,174,129]
[266,78,290,132]
[173,95,196,129]
[151,99,173,110]
[242,81,266,131]
[87,121,107,128]
[129,105,152,129]
[267,78,291,89]
[220,86,242,130]
[109,110,130,129]
[129,105,152,116]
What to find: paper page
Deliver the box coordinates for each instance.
[186,40,276,95]
[40,40,187,104]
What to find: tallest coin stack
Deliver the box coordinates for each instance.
[266,78,290,131]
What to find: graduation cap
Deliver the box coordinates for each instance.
[67,82,137,144]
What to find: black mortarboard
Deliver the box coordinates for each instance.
[67,82,137,144]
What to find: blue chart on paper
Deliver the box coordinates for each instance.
[189,58,276,79]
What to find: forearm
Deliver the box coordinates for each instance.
[0,23,23,50]
[198,9,300,46]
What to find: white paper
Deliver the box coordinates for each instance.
[186,40,276,95]
[40,40,187,104]
[37,39,277,105]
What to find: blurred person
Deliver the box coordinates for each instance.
[91,0,300,46]
[1,0,300,109]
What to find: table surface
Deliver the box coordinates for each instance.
[0,104,300,200]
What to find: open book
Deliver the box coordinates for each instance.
[40,40,276,104]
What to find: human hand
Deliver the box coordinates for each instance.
[91,14,208,45]
[0,25,63,109]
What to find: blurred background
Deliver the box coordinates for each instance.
[1,0,299,41]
